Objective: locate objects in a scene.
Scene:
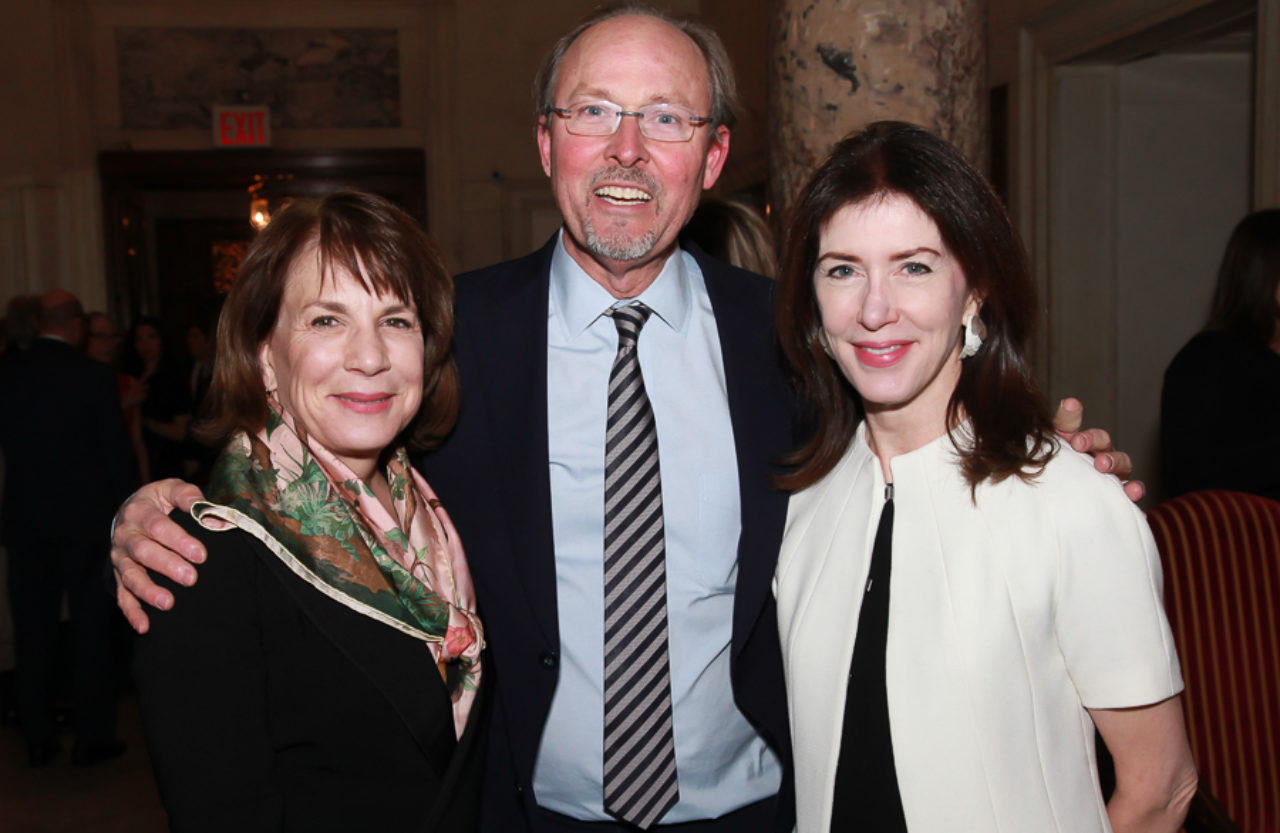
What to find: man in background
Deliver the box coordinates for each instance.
[0,289,137,765]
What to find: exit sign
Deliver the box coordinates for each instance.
[213,105,272,148]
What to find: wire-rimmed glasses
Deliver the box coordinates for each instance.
[548,100,712,142]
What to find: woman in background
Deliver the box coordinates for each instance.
[124,317,192,482]
[773,121,1195,832]
[1160,208,1280,501]
[181,311,221,485]
[682,196,779,277]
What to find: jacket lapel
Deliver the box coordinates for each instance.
[696,249,793,661]
[463,238,560,648]
[256,549,457,762]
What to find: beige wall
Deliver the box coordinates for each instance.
[0,0,59,182]
[0,0,70,303]
[1114,54,1252,499]
[1051,55,1251,502]
[0,0,770,312]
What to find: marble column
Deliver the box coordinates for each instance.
[770,0,986,213]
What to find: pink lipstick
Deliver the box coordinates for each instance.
[334,392,393,414]
[853,341,911,368]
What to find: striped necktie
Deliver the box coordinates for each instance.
[602,302,679,829]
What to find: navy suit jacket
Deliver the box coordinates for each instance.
[0,337,138,548]
[423,237,796,832]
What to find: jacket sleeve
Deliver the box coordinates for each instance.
[1049,454,1184,708]
[132,510,283,833]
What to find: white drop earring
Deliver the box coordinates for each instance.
[960,314,986,359]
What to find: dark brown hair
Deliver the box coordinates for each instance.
[1205,208,1280,348]
[532,2,739,131]
[199,191,459,453]
[776,121,1055,492]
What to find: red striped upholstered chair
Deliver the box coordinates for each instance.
[1146,490,1280,833]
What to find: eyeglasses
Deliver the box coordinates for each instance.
[548,100,712,143]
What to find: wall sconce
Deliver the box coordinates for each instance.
[249,179,270,230]
[248,174,296,231]
[250,197,271,230]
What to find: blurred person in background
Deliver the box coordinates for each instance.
[86,311,148,477]
[683,196,778,278]
[84,311,124,367]
[181,310,221,485]
[0,289,137,766]
[123,317,192,482]
[1161,208,1280,501]
[2,295,40,361]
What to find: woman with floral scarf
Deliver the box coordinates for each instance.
[134,192,486,832]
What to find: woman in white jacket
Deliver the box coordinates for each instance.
[772,121,1196,833]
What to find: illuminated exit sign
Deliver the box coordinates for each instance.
[213,105,271,148]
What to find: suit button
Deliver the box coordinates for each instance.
[539,650,558,669]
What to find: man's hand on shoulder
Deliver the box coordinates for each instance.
[1053,397,1144,503]
[111,479,208,633]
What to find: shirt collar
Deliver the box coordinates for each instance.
[549,228,692,340]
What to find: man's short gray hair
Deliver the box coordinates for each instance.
[532,2,739,131]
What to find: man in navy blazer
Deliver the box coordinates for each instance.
[421,9,798,828]
[423,235,795,831]
[1,290,138,765]
[410,6,796,826]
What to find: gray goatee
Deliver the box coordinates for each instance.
[584,168,661,261]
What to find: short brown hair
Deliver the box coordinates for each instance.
[776,121,1054,493]
[532,2,739,131]
[199,191,459,453]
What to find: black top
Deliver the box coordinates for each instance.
[1160,330,1280,501]
[830,485,908,833]
[139,359,193,481]
[134,510,486,833]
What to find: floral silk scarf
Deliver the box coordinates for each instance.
[190,404,483,738]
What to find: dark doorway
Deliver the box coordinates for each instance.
[98,148,426,340]
[153,217,251,334]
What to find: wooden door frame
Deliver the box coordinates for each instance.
[1005,0,1273,390]
[98,147,426,322]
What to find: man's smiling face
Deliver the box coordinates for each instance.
[537,14,729,291]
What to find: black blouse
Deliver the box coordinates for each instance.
[830,484,908,832]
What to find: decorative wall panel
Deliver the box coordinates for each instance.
[116,27,400,129]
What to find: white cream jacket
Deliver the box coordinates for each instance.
[775,425,1183,832]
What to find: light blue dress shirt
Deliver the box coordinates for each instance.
[531,232,782,822]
